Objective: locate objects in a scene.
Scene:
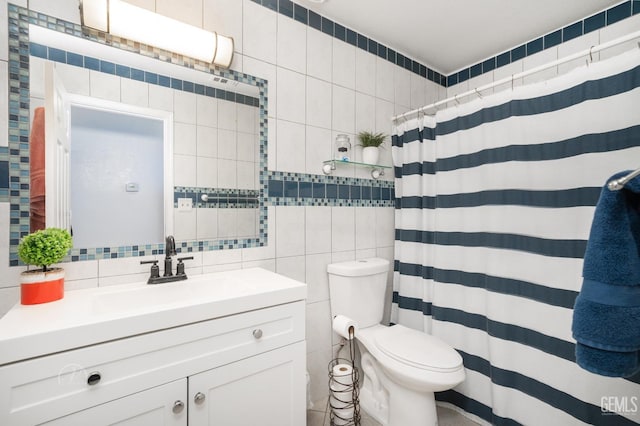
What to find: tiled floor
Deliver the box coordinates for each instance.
[306,402,481,426]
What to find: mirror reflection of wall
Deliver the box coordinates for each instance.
[28,36,260,248]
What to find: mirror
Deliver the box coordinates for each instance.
[7,5,267,265]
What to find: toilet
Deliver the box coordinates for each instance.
[327,258,465,426]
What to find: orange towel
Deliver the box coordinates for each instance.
[30,107,46,231]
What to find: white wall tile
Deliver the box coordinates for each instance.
[331,207,355,252]
[375,207,395,248]
[148,84,174,112]
[217,158,236,188]
[196,95,218,127]
[276,255,306,282]
[174,123,197,156]
[600,14,640,59]
[57,63,91,97]
[217,128,237,159]
[197,156,218,187]
[173,154,197,187]
[276,206,305,257]
[276,120,306,173]
[355,92,375,135]
[236,161,255,190]
[277,15,307,73]
[305,125,332,176]
[196,208,218,240]
[218,209,238,238]
[243,0,277,64]
[197,125,218,158]
[203,0,243,54]
[305,253,331,304]
[306,76,332,129]
[218,99,237,131]
[89,71,120,102]
[492,60,525,94]
[237,132,255,162]
[277,67,306,124]
[202,247,242,266]
[267,117,277,170]
[332,39,355,89]
[306,30,332,82]
[410,72,427,109]
[394,67,411,108]
[174,208,197,240]
[120,78,149,108]
[237,104,256,134]
[557,31,600,75]
[122,0,155,10]
[332,85,355,134]
[375,57,395,102]
[374,98,394,136]
[156,0,202,27]
[305,206,332,254]
[355,207,376,250]
[355,49,376,96]
[237,209,257,237]
[305,300,332,353]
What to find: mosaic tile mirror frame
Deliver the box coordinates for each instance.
[7,4,269,265]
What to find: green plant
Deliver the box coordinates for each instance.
[357,131,387,148]
[18,228,72,272]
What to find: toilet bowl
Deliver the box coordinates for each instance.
[327,258,465,426]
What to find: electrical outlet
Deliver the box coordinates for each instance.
[177,198,193,211]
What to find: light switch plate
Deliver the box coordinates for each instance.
[177,198,193,211]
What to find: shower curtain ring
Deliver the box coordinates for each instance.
[474,88,483,99]
[589,46,594,64]
[454,94,460,105]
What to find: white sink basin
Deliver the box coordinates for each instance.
[0,268,306,365]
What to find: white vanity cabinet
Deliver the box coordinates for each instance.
[0,269,307,426]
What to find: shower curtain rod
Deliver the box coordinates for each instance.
[392,29,640,122]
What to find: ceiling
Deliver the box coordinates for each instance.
[293,0,624,75]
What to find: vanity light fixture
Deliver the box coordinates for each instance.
[80,0,234,68]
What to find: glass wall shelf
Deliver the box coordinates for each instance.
[322,159,392,179]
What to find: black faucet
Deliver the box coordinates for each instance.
[164,235,177,277]
[140,235,193,284]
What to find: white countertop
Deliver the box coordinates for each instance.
[0,268,306,365]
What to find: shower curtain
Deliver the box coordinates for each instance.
[391,50,640,425]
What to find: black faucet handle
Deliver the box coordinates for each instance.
[140,260,160,279]
[176,256,194,276]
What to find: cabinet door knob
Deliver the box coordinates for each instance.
[194,392,206,405]
[172,400,185,414]
[87,372,101,386]
[252,329,263,339]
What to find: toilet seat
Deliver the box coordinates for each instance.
[374,325,463,373]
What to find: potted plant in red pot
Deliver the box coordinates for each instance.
[18,227,72,305]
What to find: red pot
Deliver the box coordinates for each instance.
[20,268,65,305]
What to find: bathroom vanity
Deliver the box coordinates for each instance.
[0,268,306,425]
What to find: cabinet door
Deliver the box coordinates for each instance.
[42,379,187,426]
[189,341,306,426]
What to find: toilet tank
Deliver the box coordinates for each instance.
[327,258,390,328]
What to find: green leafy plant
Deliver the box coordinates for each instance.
[357,131,387,148]
[18,228,72,272]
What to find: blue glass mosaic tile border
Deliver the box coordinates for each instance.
[174,187,260,209]
[251,0,447,86]
[29,43,260,107]
[0,147,8,199]
[6,4,268,264]
[266,171,395,207]
[256,0,638,88]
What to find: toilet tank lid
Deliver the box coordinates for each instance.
[327,258,389,276]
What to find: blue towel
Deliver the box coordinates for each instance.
[572,170,640,377]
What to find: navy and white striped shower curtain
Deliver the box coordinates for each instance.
[391,50,640,425]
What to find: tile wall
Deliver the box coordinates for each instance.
[0,0,443,407]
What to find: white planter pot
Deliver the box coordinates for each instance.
[362,146,380,165]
